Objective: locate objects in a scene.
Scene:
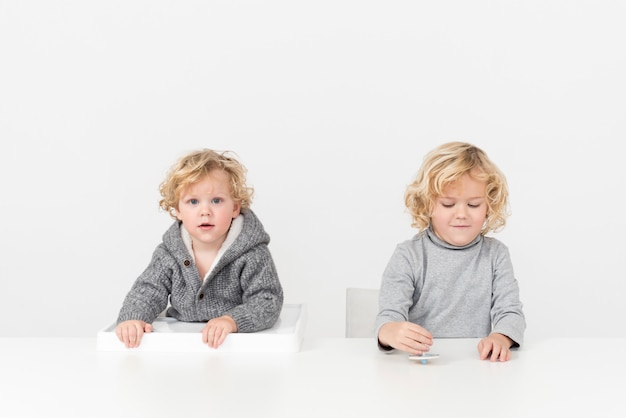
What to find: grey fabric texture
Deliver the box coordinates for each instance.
[117,209,283,333]
[376,227,525,347]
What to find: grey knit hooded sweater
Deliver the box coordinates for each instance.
[117,209,283,333]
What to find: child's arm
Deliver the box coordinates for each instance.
[490,245,526,347]
[222,246,283,333]
[378,321,433,355]
[117,245,173,326]
[115,320,153,348]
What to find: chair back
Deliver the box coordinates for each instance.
[345,288,380,338]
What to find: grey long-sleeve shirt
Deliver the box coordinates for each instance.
[375,228,525,346]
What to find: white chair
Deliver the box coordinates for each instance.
[345,288,380,338]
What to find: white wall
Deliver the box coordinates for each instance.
[1,0,624,340]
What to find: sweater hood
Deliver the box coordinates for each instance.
[219,209,270,263]
[161,209,270,269]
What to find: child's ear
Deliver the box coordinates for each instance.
[232,202,241,218]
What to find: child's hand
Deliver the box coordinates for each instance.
[378,321,433,355]
[477,333,513,362]
[115,320,153,348]
[202,315,238,349]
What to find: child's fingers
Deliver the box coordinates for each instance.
[478,340,493,360]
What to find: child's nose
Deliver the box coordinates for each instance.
[455,205,467,218]
[200,203,211,215]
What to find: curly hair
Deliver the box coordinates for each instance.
[159,149,254,219]
[404,142,510,234]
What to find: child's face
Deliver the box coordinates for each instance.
[175,170,241,251]
[431,173,488,246]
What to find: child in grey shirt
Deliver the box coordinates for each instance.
[376,142,525,362]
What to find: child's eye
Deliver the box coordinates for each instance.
[211,198,222,204]
[441,203,454,208]
[189,198,199,205]
[468,204,480,208]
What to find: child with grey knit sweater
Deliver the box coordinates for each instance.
[116,149,283,349]
[375,142,525,362]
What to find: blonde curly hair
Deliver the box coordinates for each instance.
[159,149,254,219]
[405,142,509,234]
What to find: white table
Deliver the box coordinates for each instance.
[1,337,624,418]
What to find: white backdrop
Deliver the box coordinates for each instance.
[1,0,624,340]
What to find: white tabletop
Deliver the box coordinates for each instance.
[1,337,624,418]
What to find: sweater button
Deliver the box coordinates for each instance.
[198,293,204,300]
[184,260,191,267]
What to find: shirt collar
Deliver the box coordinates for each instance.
[425,225,482,250]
